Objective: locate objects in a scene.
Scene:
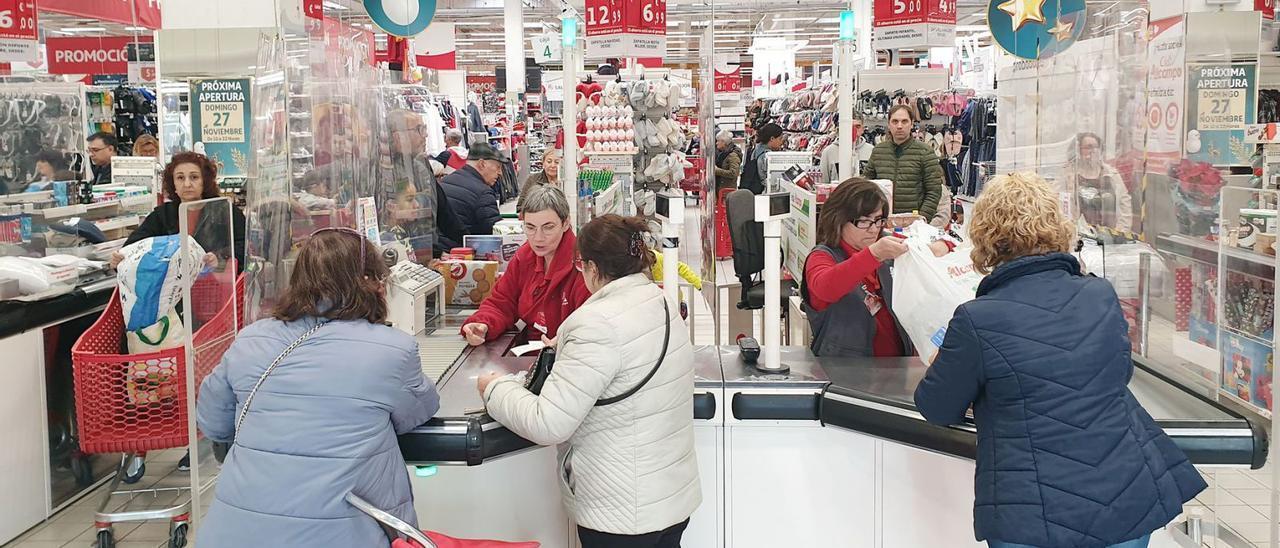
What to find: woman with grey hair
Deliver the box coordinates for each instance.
[713,130,742,191]
[462,184,591,347]
[518,148,562,214]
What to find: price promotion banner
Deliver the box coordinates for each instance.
[0,0,37,63]
[1144,16,1185,172]
[1260,0,1275,21]
[1186,63,1256,167]
[873,0,956,49]
[714,54,741,96]
[191,79,253,178]
[585,0,667,59]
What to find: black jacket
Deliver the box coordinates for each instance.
[125,201,247,273]
[440,165,501,240]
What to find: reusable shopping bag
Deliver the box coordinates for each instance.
[891,221,983,365]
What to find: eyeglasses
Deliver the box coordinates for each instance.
[851,217,887,230]
[524,222,564,237]
[88,146,109,154]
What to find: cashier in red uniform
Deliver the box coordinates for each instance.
[800,178,950,357]
[461,184,591,346]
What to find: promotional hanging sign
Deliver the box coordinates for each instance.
[714,53,741,96]
[873,0,957,50]
[127,41,155,84]
[39,0,162,30]
[412,21,456,70]
[364,0,437,37]
[0,0,37,63]
[304,0,323,20]
[987,0,1086,60]
[532,33,563,65]
[1185,63,1256,167]
[1145,15,1185,172]
[191,79,253,178]
[46,36,139,75]
[585,0,667,59]
[1259,0,1275,21]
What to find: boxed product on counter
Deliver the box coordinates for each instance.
[465,234,527,271]
[1221,332,1274,413]
[433,260,499,306]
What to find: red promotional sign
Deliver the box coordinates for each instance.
[873,0,956,27]
[584,0,624,37]
[304,0,323,20]
[715,67,741,94]
[1259,0,1276,20]
[585,0,666,58]
[39,0,162,29]
[625,0,666,35]
[46,36,135,74]
[0,0,37,41]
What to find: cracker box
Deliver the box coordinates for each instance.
[464,234,527,271]
[433,260,499,306]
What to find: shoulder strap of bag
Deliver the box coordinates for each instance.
[234,320,328,433]
[596,298,671,407]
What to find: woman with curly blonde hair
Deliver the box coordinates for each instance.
[914,172,1204,548]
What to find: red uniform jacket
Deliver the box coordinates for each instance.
[462,230,591,342]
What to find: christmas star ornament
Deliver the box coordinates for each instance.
[989,0,1086,60]
[998,0,1048,31]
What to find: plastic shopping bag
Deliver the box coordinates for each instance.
[891,222,984,365]
[116,234,206,332]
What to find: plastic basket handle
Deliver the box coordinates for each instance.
[345,493,438,548]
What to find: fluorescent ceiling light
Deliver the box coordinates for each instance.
[956,25,988,32]
[60,27,107,32]
[322,1,348,10]
[124,26,150,32]
[524,22,545,28]
[466,32,506,36]
[772,17,813,22]
[454,21,490,26]
[816,17,839,23]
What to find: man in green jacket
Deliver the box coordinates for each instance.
[863,105,943,219]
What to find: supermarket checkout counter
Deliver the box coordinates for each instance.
[400,336,1267,548]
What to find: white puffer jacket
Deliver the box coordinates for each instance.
[484,273,701,535]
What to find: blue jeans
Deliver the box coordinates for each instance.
[989,534,1151,548]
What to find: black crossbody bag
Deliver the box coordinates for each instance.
[524,298,671,407]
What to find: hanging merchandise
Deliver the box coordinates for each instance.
[0,84,88,195]
[957,95,997,196]
[111,85,158,153]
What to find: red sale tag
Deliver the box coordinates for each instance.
[304,0,324,20]
[0,0,37,41]
[1260,0,1276,20]
[873,0,955,27]
[625,0,666,35]
[584,0,625,36]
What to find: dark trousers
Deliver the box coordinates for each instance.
[577,519,690,548]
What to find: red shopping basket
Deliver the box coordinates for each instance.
[71,272,245,455]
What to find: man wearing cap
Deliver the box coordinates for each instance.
[440,142,504,239]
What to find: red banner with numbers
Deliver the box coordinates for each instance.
[1260,0,1276,20]
[872,0,955,49]
[39,0,162,29]
[304,0,323,20]
[585,0,666,58]
[0,0,38,62]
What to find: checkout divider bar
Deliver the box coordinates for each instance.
[397,341,1267,469]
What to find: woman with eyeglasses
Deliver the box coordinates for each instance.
[477,214,700,548]
[196,228,440,547]
[801,178,949,358]
[461,184,590,347]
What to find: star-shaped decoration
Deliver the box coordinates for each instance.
[1047,18,1075,42]
[998,0,1048,32]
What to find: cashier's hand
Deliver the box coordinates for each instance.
[109,251,124,269]
[477,372,503,395]
[541,335,557,350]
[869,236,909,262]
[463,323,489,346]
[203,253,218,268]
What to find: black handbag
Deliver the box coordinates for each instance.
[523,298,671,407]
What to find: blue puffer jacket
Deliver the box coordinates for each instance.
[914,253,1205,547]
[196,317,440,547]
[440,165,501,238]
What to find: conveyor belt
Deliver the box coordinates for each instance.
[817,355,1267,468]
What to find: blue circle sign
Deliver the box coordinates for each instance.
[988,0,1086,60]
[364,0,438,37]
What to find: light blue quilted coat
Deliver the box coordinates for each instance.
[196,316,440,547]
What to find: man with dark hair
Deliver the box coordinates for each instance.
[739,122,784,195]
[87,132,118,185]
[864,105,943,218]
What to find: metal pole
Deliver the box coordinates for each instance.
[837,41,854,181]
[1138,252,1151,357]
[562,24,580,229]
[761,218,786,373]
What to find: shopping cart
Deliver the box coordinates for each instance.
[71,270,245,548]
[346,493,541,548]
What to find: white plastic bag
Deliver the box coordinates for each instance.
[116,234,207,332]
[891,222,984,365]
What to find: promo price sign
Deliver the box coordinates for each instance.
[585,0,667,59]
[191,79,253,178]
[1260,0,1276,21]
[872,0,956,49]
[1186,63,1256,166]
[0,0,37,63]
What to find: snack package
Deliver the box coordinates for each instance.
[433,260,499,306]
[464,234,526,271]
